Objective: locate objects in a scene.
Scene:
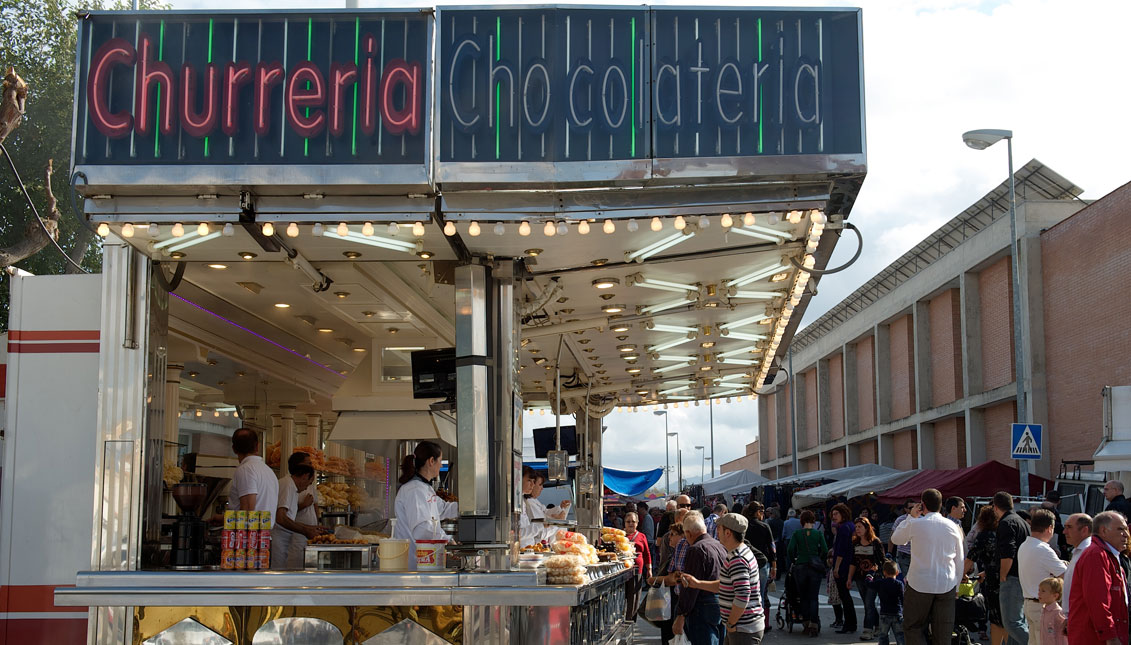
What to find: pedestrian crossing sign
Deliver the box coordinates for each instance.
[1011,424,1043,460]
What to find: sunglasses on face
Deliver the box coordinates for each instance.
[678,503,692,508]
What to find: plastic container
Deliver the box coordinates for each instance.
[377,538,411,571]
[415,539,447,570]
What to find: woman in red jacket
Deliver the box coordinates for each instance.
[1067,510,1130,645]
[624,511,653,622]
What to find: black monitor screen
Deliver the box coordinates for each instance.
[532,426,578,457]
[411,348,457,399]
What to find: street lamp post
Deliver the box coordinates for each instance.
[695,446,705,484]
[655,410,670,494]
[963,128,1028,497]
[668,432,681,493]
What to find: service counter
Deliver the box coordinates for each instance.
[56,566,633,644]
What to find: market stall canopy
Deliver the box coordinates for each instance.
[876,461,1052,504]
[792,470,920,509]
[762,464,899,487]
[701,470,768,496]
[603,467,664,497]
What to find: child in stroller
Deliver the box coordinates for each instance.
[776,566,808,633]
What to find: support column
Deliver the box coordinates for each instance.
[776,388,790,461]
[913,301,932,413]
[875,324,892,425]
[843,343,859,436]
[817,358,832,446]
[758,398,771,465]
[1021,231,1051,477]
[269,413,283,462]
[960,272,983,397]
[279,406,295,476]
[917,422,936,470]
[965,408,987,467]
[163,364,183,517]
[794,374,809,451]
[877,433,895,468]
[846,441,862,466]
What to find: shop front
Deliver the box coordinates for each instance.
[36,5,867,644]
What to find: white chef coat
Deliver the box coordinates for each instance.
[228,455,278,526]
[271,475,302,569]
[393,476,457,541]
[285,482,317,568]
[519,497,548,547]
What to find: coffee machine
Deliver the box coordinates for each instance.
[170,483,207,568]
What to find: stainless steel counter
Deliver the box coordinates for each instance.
[54,567,633,608]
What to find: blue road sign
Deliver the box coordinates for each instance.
[1011,424,1042,460]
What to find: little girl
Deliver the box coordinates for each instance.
[1037,576,1068,645]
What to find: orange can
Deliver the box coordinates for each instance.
[254,546,270,570]
[234,548,247,569]
[220,549,235,570]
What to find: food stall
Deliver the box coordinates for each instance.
[31,4,866,644]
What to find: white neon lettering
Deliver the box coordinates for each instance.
[794,63,819,124]
[488,35,515,128]
[601,64,628,129]
[522,62,551,129]
[690,42,709,125]
[751,61,768,123]
[568,63,594,127]
[655,63,681,126]
[715,62,743,125]
[449,38,481,129]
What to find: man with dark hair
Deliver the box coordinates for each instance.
[890,488,964,645]
[638,501,656,547]
[271,457,324,569]
[705,503,727,539]
[1017,508,1066,638]
[889,498,917,575]
[742,501,777,625]
[944,496,967,527]
[993,491,1030,645]
[228,428,278,527]
[1041,490,1067,558]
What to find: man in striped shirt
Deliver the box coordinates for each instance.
[683,513,766,644]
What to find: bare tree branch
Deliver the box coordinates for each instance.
[0,67,28,146]
[0,158,60,268]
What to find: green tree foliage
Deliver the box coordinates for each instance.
[0,0,166,330]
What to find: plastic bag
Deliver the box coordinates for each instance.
[641,583,671,622]
[671,633,692,645]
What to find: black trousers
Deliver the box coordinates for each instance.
[835,575,856,630]
[903,583,957,645]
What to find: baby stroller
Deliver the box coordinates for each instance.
[952,592,987,644]
[775,567,809,634]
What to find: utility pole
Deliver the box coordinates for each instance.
[709,402,715,479]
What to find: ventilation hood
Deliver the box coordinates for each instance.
[329,353,455,453]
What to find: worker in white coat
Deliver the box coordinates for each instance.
[393,441,457,542]
[526,471,571,543]
[518,466,541,548]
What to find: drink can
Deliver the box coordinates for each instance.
[236,529,248,550]
[235,510,248,531]
[234,548,247,569]
[220,549,235,570]
[258,510,272,531]
[248,513,260,532]
[255,547,270,570]
[221,529,235,550]
[259,529,272,552]
[223,511,237,531]
[247,545,258,568]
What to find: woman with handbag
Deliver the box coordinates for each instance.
[624,511,653,622]
[787,510,830,637]
[650,521,687,644]
[850,517,887,640]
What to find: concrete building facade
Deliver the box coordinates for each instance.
[759,160,1090,480]
[719,440,760,475]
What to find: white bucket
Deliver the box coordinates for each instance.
[377,538,411,571]
[414,539,447,570]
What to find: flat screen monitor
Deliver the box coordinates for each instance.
[410,348,457,399]
[532,426,578,457]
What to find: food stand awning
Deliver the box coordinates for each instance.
[761,463,899,487]
[876,460,1052,504]
[791,470,920,508]
[701,470,768,496]
[602,468,664,497]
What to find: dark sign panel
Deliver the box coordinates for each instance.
[649,8,863,159]
[437,7,649,164]
[75,11,430,166]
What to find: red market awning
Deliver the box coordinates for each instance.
[876,460,1051,504]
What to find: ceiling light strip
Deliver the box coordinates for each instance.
[636,233,695,261]
[636,277,698,291]
[166,231,223,253]
[727,227,782,244]
[633,282,695,294]
[654,363,689,374]
[717,358,757,366]
[724,331,767,342]
[743,223,794,239]
[653,354,695,362]
[727,262,791,288]
[153,229,202,250]
[648,336,696,353]
[731,291,779,300]
[650,324,697,334]
[717,345,759,358]
[640,298,693,315]
[720,313,768,330]
[625,232,687,261]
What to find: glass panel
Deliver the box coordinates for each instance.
[381,347,426,382]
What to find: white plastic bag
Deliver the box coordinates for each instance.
[670,633,692,645]
[641,583,671,622]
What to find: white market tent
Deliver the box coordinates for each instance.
[791,469,920,509]
[701,469,768,496]
[761,463,900,487]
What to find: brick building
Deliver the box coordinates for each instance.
[757,160,1118,479]
[719,440,760,475]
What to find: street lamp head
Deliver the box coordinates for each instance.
[695,445,704,450]
[962,128,1012,150]
[667,432,678,437]
[653,410,667,417]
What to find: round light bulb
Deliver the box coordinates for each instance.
[96,222,110,237]
[221,223,234,237]
[627,219,639,232]
[148,223,160,237]
[337,222,349,236]
[602,219,615,234]
[744,212,755,227]
[286,222,299,237]
[556,221,568,236]
[720,213,733,228]
[697,215,709,229]
[468,221,481,236]
[443,221,456,236]
[261,222,274,236]
[544,221,556,236]
[674,216,686,231]
[494,222,506,236]
[519,221,531,236]
[578,220,590,235]
[172,222,185,237]
[197,222,210,236]
[121,223,135,238]
[312,222,324,236]
[386,222,398,236]
[650,217,663,232]
[812,211,827,225]
[769,212,781,225]
[362,222,374,236]
[412,221,425,237]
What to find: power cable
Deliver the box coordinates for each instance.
[0,142,88,273]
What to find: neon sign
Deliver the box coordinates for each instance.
[75,12,430,165]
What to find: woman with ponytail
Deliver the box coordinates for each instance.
[393,441,458,541]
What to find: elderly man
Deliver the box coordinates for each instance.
[682,513,766,644]
[672,511,728,645]
[1017,508,1067,642]
[1062,512,1093,613]
[1104,481,1131,519]
[890,488,965,645]
[1067,510,1130,645]
[993,491,1031,645]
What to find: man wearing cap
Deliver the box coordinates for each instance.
[672,511,728,644]
[1041,490,1067,558]
[682,513,765,644]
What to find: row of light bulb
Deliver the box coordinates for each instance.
[609,396,752,413]
[442,211,809,238]
[97,221,431,239]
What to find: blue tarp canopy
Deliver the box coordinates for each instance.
[603,467,664,497]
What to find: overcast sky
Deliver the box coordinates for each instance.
[167,0,1131,478]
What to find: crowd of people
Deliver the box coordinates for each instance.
[613,478,1131,645]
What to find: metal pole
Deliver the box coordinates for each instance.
[701,450,705,483]
[709,402,715,479]
[678,446,683,493]
[1006,137,1029,497]
[664,414,670,494]
[789,347,799,474]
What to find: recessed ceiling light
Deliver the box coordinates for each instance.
[602,304,625,314]
[617,344,636,352]
[169,251,186,259]
[187,371,199,378]
[592,277,619,289]
[388,328,399,335]
[208,264,227,269]
[591,258,609,266]
[533,357,547,366]
[274,303,290,308]
[771,272,789,282]
[700,341,716,348]
[317,328,333,333]
[623,353,640,361]
[700,365,713,371]
[238,251,257,260]
[343,251,362,260]
[334,291,350,299]
[362,311,375,317]
[611,323,630,333]
[353,347,366,352]
[636,389,649,396]
[417,250,434,259]
[525,248,543,257]
[599,293,616,301]
[626,367,642,374]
